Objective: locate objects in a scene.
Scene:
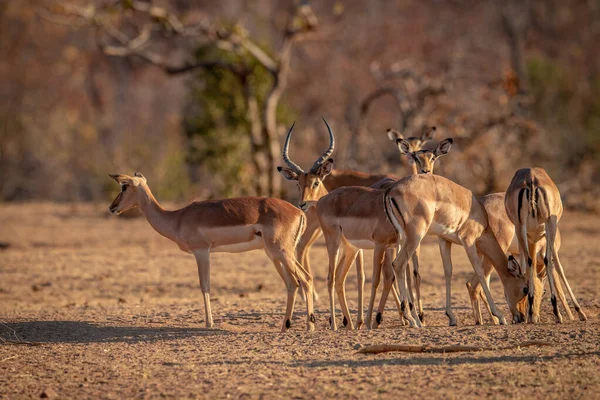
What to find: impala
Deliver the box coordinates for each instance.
[466,192,574,324]
[287,127,437,279]
[108,172,315,332]
[316,137,453,330]
[383,173,529,327]
[278,123,436,326]
[504,168,587,323]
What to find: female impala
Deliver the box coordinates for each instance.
[504,167,587,323]
[317,138,453,330]
[108,172,315,332]
[383,173,529,327]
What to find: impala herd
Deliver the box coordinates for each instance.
[109,119,588,332]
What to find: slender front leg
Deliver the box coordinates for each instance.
[438,238,456,326]
[411,245,424,322]
[462,241,507,325]
[355,249,365,329]
[193,249,213,328]
[323,226,342,331]
[366,245,384,329]
[335,246,359,330]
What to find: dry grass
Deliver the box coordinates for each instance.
[0,202,599,399]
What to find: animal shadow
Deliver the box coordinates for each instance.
[0,320,229,344]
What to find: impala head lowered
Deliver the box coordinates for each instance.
[398,137,453,174]
[277,118,335,211]
[108,172,148,214]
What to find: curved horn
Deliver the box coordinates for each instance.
[282,121,305,174]
[310,117,335,172]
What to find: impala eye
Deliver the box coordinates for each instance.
[313,182,320,188]
[121,185,127,192]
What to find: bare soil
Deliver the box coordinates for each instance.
[1,202,599,399]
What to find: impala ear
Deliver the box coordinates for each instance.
[421,126,437,142]
[109,174,121,183]
[277,166,300,181]
[134,172,147,183]
[316,158,334,179]
[507,255,523,278]
[397,138,413,155]
[387,128,404,142]
[434,138,453,157]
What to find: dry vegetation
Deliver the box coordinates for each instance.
[1,202,598,398]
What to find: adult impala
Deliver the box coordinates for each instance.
[108,172,315,332]
[504,167,587,323]
[316,138,453,330]
[382,173,529,327]
[466,192,575,324]
[281,125,437,290]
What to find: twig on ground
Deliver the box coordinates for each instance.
[357,341,552,355]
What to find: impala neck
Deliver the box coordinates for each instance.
[410,162,418,176]
[136,184,177,242]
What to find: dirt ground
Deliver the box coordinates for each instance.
[0,202,599,399]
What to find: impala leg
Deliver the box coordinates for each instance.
[374,249,404,328]
[274,258,299,332]
[462,241,507,325]
[411,245,424,322]
[297,211,322,302]
[285,254,316,332]
[466,275,483,325]
[438,238,456,326]
[388,247,405,326]
[336,245,358,330]
[355,249,365,329]
[552,268,573,320]
[391,232,423,328]
[193,249,214,328]
[366,245,385,329]
[552,246,587,321]
[323,226,342,331]
[545,216,563,323]
[527,241,544,324]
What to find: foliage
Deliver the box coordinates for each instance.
[183,43,293,197]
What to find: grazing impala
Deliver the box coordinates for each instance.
[504,168,587,323]
[108,172,315,332]
[382,173,529,327]
[466,192,573,324]
[316,138,453,330]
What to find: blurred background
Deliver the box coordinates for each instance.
[1,0,599,210]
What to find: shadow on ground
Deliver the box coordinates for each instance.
[0,321,229,344]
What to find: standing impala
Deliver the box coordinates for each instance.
[284,125,437,292]
[108,172,315,332]
[504,168,587,323]
[382,173,529,327]
[316,138,453,330]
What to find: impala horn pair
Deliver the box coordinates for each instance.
[282,118,335,174]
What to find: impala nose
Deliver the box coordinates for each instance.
[421,169,431,174]
[299,202,308,211]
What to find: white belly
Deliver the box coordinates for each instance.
[346,239,375,249]
[211,236,263,253]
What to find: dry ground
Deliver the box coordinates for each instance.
[1,202,599,399]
